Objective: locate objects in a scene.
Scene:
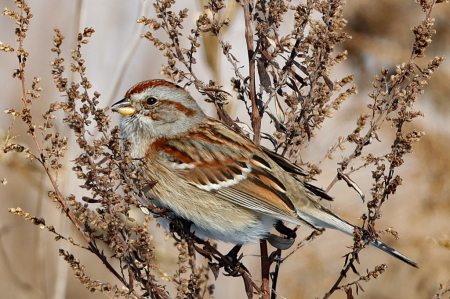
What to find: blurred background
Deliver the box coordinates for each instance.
[0,0,449,298]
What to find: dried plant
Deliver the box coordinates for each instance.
[432,278,450,299]
[1,0,449,298]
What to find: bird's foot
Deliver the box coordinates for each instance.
[221,245,248,277]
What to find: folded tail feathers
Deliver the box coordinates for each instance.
[296,207,418,268]
[369,238,418,268]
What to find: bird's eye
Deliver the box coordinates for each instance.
[145,97,158,106]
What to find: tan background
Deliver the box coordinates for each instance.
[0,0,450,298]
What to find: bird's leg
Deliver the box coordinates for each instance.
[274,221,297,238]
[226,244,242,261]
[266,221,297,250]
[221,245,249,276]
[169,217,193,242]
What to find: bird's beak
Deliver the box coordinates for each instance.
[111,98,135,115]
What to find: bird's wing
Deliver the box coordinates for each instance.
[155,119,319,229]
[261,147,309,177]
[262,147,333,201]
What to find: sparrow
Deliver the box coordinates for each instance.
[111,79,418,268]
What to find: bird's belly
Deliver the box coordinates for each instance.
[191,214,277,245]
[149,196,277,245]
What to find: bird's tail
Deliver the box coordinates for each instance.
[368,238,418,268]
[295,206,418,268]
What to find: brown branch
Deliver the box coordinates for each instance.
[243,0,260,144]
[17,2,90,245]
[270,250,282,299]
[322,250,362,299]
[12,6,152,298]
[259,240,270,298]
[431,278,450,299]
[193,236,263,296]
[241,1,269,297]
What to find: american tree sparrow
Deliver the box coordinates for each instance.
[112,79,417,268]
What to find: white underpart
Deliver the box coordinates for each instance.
[150,198,277,245]
[194,214,276,244]
[155,213,277,245]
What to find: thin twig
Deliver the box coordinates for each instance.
[13,5,147,298]
[243,0,260,144]
[270,250,282,299]
[259,240,271,298]
[322,250,362,299]
[241,0,269,296]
